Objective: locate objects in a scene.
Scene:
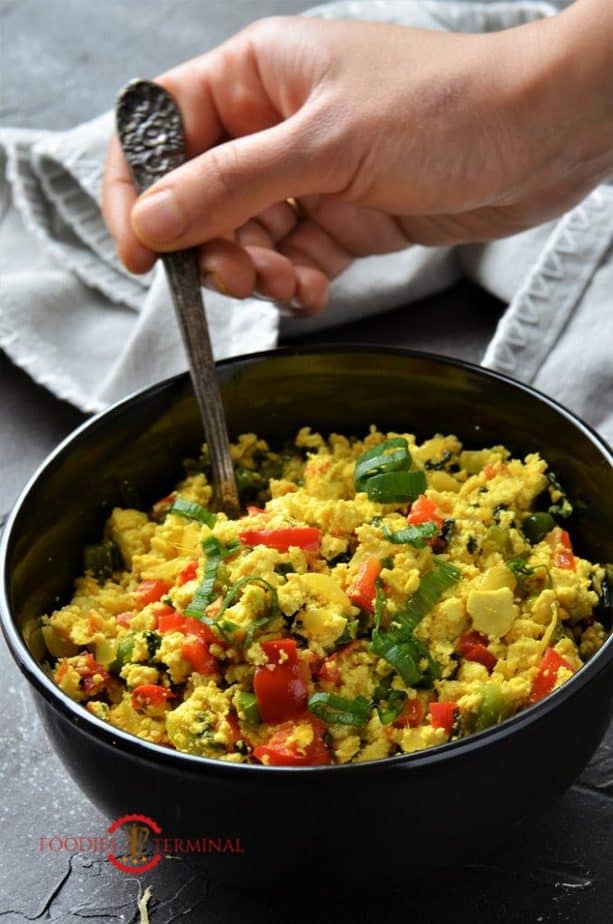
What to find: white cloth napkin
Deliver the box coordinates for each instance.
[1,1,612,442]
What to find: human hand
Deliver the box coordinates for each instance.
[102,1,613,315]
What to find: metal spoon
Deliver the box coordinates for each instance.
[115,79,239,517]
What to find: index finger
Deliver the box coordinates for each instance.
[102,133,156,274]
[101,52,228,273]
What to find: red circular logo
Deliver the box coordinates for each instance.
[107,814,162,874]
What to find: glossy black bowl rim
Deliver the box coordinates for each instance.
[1,345,612,778]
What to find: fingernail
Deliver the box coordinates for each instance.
[132,188,187,243]
[289,298,305,310]
[203,273,228,295]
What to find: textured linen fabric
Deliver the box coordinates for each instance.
[0,1,611,441]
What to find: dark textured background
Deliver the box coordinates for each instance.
[1,2,610,921]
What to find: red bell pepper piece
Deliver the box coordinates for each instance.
[393,697,426,729]
[529,647,575,704]
[246,505,267,516]
[238,527,321,553]
[156,609,186,634]
[304,649,324,678]
[555,550,576,571]
[253,716,331,766]
[317,642,359,685]
[181,637,219,676]
[157,609,217,644]
[348,558,382,613]
[260,638,299,663]
[135,579,171,606]
[151,604,175,626]
[407,495,444,530]
[176,559,199,586]
[156,493,176,507]
[547,528,576,571]
[225,712,242,748]
[131,684,175,710]
[58,652,109,696]
[429,701,458,736]
[254,639,309,723]
[116,611,135,628]
[457,630,498,671]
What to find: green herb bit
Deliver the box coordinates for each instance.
[334,619,359,647]
[395,559,461,629]
[374,579,386,632]
[214,576,280,646]
[308,692,371,727]
[372,673,393,703]
[169,497,217,528]
[436,519,455,550]
[184,536,224,618]
[370,627,422,686]
[424,450,453,471]
[354,438,411,492]
[507,557,551,590]
[377,689,407,725]
[546,471,573,518]
[383,521,439,547]
[236,691,261,725]
[235,466,266,502]
[365,470,427,504]
[143,630,162,659]
[217,618,241,637]
[221,539,243,558]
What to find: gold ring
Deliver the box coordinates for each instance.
[286,197,306,220]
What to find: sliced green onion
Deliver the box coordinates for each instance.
[364,470,427,503]
[371,626,441,687]
[184,536,223,618]
[354,438,411,491]
[374,579,386,632]
[308,692,371,727]
[169,497,217,528]
[395,559,460,630]
[236,691,261,725]
[382,521,439,547]
[221,539,243,558]
[377,689,407,725]
[217,618,241,636]
[214,576,279,646]
[370,628,421,686]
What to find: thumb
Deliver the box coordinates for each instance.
[130,112,335,250]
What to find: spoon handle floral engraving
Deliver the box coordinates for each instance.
[116,79,239,516]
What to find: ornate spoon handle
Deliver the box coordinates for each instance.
[116,79,239,517]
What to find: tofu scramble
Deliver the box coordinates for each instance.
[43,429,610,766]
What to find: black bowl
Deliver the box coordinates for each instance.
[1,347,612,883]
